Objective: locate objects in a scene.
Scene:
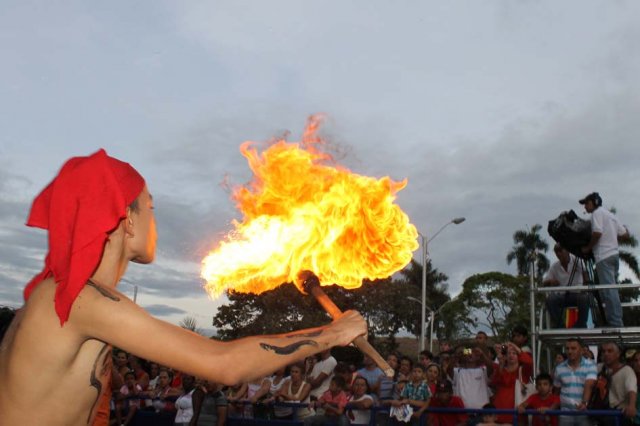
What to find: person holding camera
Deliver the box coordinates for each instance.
[448,345,493,409]
[579,192,630,327]
[490,342,534,424]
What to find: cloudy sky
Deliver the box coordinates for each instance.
[1,1,639,334]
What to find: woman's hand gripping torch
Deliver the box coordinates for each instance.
[297,270,394,378]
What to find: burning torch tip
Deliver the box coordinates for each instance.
[296,270,320,294]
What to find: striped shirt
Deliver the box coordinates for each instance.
[553,357,597,410]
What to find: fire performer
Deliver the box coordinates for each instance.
[0,149,367,425]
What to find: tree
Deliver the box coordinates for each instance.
[179,316,204,335]
[398,258,450,332]
[506,224,550,280]
[609,207,640,280]
[440,272,530,341]
[211,258,452,353]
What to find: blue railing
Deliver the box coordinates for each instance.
[116,396,626,426]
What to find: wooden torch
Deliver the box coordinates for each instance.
[297,270,394,378]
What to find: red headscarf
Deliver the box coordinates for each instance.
[23,149,146,325]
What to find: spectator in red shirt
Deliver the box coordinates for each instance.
[429,380,467,426]
[517,373,560,426]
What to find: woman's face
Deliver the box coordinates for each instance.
[290,366,302,382]
[507,348,519,364]
[399,359,411,374]
[116,351,128,367]
[387,355,399,370]
[426,366,440,382]
[352,378,367,396]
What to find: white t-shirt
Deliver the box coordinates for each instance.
[175,389,195,423]
[452,366,490,409]
[544,255,584,296]
[590,208,627,263]
[607,365,637,409]
[348,394,374,424]
[309,356,337,398]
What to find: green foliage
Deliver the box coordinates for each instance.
[441,272,531,340]
[397,258,451,337]
[179,315,204,335]
[506,224,550,279]
[211,259,450,353]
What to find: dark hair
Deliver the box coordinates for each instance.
[400,356,413,368]
[334,362,350,375]
[413,363,426,372]
[566,337,584,347]
[420,350,434,359]
[476,331,488,337]
[353,375,370,393]
[124,371,136,380]
[512,325,529,337]
[331,375,347,390]
[289,362,305,373]
[535,373,553,385]
[488,346,497,359]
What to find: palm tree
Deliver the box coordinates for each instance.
[610,208,640,280]
[506,224,550,280]
[179,316,203,335]
[398,258,451,339]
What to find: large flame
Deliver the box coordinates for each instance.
[201,116,418,297]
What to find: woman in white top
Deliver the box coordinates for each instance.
[264,367,289,419]
[277,362,313,420]
[346,376,374,425]
[174,375,196,426]
[245,375,271,418]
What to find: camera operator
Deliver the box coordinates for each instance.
[543,244,590,329]
[579,192,630,327]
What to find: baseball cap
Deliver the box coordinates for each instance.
[579,192,601,205]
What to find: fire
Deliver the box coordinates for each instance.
[201,116,418,297]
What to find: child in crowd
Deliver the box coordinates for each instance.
[476,403,499,426]
[517,373,560,426]
[304,376,350,426]
[391,364,431,425]
[428,380,466,426]
[115,371,143,426]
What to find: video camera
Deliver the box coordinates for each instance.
[547,209,592,260]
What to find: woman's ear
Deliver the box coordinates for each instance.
[124,207,135,237]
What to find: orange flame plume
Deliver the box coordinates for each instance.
[201,116,418,297]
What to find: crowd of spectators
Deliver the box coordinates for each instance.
[107,326,640,426]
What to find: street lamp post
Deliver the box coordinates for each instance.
[419,217,465,352]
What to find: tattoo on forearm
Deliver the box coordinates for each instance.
[87,344,110,424]
[87,280,120,301]
[285,330,322,339]
[260,340,318,355]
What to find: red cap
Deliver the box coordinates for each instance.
[23,149,145,325]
